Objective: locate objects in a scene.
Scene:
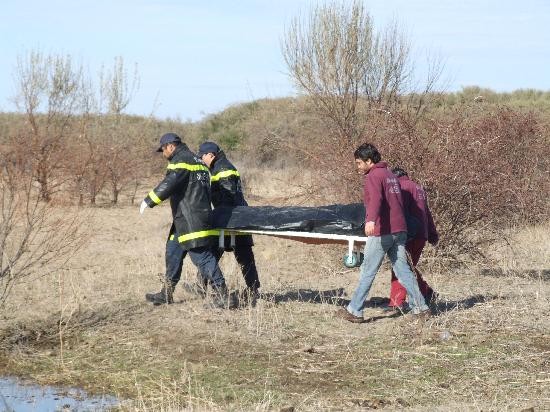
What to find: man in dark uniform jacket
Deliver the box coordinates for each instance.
[197,141,261,297]
[140,133,230,308]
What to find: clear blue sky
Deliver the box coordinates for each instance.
[1,0,549,121]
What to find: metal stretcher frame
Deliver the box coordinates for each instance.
[218,229,369,267]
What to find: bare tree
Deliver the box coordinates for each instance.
[68,76,98,206]
[13,50,88,202]
[85,137,108,205]
[282,0,442,144]
[62,56,140,206]
[99,57,140,204]
[0,149,86,306]
[99,56,139,115]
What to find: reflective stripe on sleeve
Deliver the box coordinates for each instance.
[177,229,220,244]
[148,191,162,205]
[167,163,209,172]
[210,169,240,182]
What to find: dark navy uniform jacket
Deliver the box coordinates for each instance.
[144,143,217,250]
[210,151,253,248]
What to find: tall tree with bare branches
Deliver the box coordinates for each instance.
[281,1,443,203]
[13,50,90,202]
[99,57,141,204]
[282,0,442,146]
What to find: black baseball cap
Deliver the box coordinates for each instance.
[156,133,182,152]
[197,141,220,157]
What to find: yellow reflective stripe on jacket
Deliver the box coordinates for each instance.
[210,169,240,182]
[167,163,209,172]
[223,231,252,236]
[178,229,220,243]
[148,190,162,205]
[169,234,175,241]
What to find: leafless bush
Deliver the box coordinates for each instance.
[0,150,86,306]
[415,108,549,260]
[306,105,549,263]
[10,51,153,207]
[279,0,446,205]
[99,117,145,205]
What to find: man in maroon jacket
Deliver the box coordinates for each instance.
[336,143,431,323]
[386,167,439,312]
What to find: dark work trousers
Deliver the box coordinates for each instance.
[389,237,434,307]
[214,245,260,291]
[165,230,225,289]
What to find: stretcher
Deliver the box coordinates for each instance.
[218,228,368,268]
[212,203,367,268]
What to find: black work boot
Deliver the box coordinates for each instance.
[204,285,235,309]
[238,287,259,307]
[145,284,174,305]
[181,276,208,298]
[181,282,207,298]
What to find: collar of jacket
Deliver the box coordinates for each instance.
[211,150,226,167]
[167,143,189,160]
[366,161,388,174]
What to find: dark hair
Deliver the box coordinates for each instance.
[392,167,408,177]
[354,143,381,163]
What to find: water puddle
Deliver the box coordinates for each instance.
[0,377,119,411]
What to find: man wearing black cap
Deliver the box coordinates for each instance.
[196,141,260,301]
[140,133,231,308]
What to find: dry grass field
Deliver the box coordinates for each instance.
[0,167,548,411]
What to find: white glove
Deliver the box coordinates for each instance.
[139,200,148,215]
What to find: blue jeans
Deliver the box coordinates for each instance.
[347,231,428,316]
[165,228,225,289]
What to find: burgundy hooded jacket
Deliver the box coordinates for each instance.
[363,162,407,236]
[398,175,439,244]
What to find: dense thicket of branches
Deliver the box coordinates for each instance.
[355,107,549,261]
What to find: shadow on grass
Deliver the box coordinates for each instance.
[260,291,395,309]
[261,288,347,304]
[431,293,503,315]
[357,294,502,324]
[479,268,550,281]
[369,294,503,324]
